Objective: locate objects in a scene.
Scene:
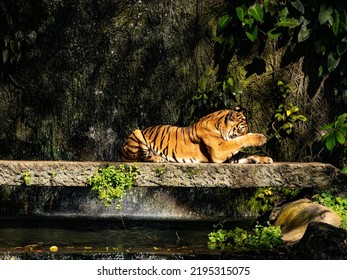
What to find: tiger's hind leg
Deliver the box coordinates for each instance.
[245,155,273,164]
[121,129,168,162]
[143,155,167,163]
[120,129,150,162]
[227,153,273,164]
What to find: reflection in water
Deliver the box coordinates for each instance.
[0,217,253,258]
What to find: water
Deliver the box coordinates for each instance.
[0,216,253,259]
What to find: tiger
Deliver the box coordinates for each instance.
[120,106,273,164]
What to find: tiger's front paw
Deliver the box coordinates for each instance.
[247,133,267,146]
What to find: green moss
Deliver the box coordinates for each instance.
[182,166,200,179]
[21,171,33,186]
[155,166,166,177]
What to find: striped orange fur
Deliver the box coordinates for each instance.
[120,107,273,164]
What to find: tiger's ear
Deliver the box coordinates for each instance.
[227,106,243,120]
[234,106,242,112]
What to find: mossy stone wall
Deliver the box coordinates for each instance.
[0,0,224,161]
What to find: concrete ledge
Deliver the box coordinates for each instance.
[0,160,345,189]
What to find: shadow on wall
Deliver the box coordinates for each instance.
[0,0,222,161]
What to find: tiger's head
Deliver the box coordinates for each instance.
[218,106,248,141]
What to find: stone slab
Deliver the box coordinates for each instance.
[0,160,345,189]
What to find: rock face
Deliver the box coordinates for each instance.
[0,160,345,219]
[294,222,347,259]
[0,0,223,161]
[271,199,342,243]
[0,161,345,189]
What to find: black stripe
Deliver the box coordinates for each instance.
[172,150,179,162]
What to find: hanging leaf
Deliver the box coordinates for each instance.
[337,113,347,125]
[267,28,281,40]
[314,40,326,55]
[3,49,9,64]
[264,0,270,13]
[319,6,333,25]
[341,124,347,135]
[291,0,305,14]
[236,6,248,22]
[336,131,346,145]
[248,5,264,22]
[298,25,312,42]
[296,115,307,122]
[321,123,334,131]
[279,7,289,19]
[326,132,336,151]
[327,52,341,73]
[277,18,300,27]
[218,15,232,33]
[337,39,347,56]
[245,26,258,42]
[332,11,340,36]
[4,35,10,47]
[226,77,234,87]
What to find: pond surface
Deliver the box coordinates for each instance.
[0,217,253,259]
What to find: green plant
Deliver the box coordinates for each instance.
[269,81,307,142]
[312,190,347,229]
[87,164,140,210]
[217,1,347,104]
[321,113,347,151]
[208,221,282,251]
[1,0,38,81]
[21,171,33,186]
[190,75,240,121]
[248,187,302,215]
[321,113,347,171]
